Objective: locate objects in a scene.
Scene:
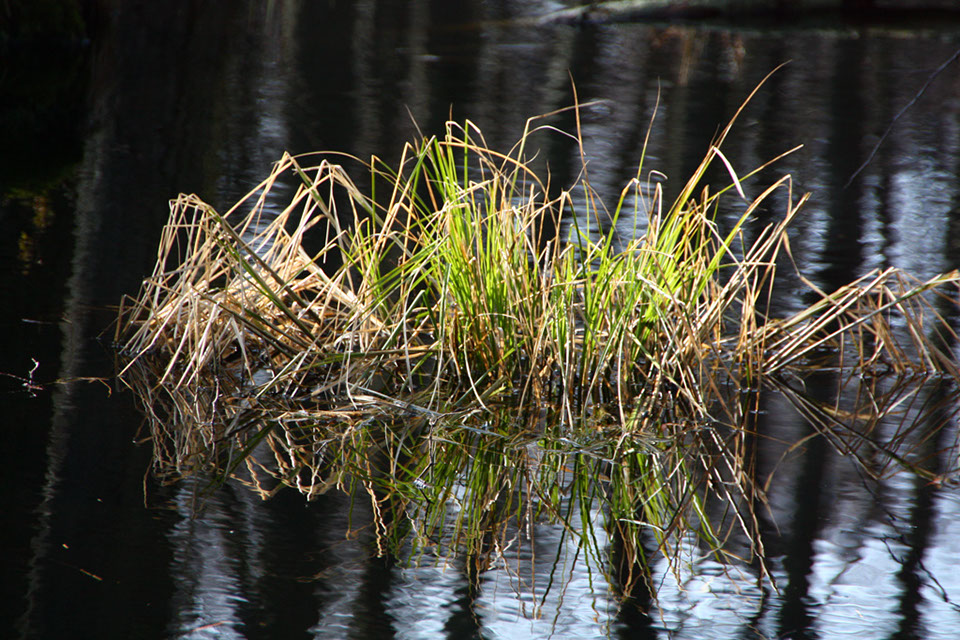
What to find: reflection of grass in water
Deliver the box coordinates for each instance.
[117,74,960,603]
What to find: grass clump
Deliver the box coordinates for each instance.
[120,84,803,424]
[117,78,960,599]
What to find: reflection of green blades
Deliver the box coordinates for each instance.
[212,419,276,493]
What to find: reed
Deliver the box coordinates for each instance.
[118,78,960,600]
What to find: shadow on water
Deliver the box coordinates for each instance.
[4,1,960,638]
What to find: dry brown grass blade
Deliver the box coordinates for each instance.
[754,267,960,378]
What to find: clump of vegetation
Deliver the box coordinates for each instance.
[118,77,960,597]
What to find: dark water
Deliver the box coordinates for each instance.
[3,2,960,638]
